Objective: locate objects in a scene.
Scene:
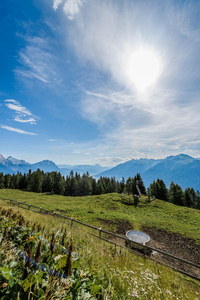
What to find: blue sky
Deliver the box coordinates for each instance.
[1,0,200,166]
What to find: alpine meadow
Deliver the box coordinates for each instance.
[1,0,200,299]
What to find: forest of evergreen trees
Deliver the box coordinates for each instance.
[0,169,124,196]
[0,169,200,209]
[148,178,200,209]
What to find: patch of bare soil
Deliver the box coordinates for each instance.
[97,218,133,235]
[141,225,200,278]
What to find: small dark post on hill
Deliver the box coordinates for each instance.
[133,180,141,207]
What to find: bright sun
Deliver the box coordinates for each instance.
[126,48,160,91]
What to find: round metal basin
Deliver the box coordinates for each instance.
[126,230,150,245]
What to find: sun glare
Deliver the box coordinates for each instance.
[126,48,160,91]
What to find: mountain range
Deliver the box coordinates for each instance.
[95,154,200,190]
[0,155,108,176]
[0,154,200,190]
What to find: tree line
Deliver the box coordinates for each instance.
[148,178,200,209]
[0,170,145,197]
[0,169,200,209]
[0,170,123,196]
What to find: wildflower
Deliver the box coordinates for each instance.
[23,245,32,279]
[61,233,66,245]
[2,282,8,288]
[35,240,42,263]
[152,273,158,279]
[8,228,12,240]
[26,245,32,265]
[50,232,55,254]
[26,236,34,242]
[79,269,84,277]
[166,290,172,295]
[65,241,73,276]
[54,254,63,261]
[19,217,23,226]
[132,288,139,298]
[2,227,7,241]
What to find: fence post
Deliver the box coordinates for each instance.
[71,219,73,227]
[28,204,30,210]
[40,207,42,213]
[99,227,102,238]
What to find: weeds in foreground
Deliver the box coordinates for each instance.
[0,207,111,299]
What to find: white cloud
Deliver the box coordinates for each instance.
[4,99,37,124]
[5,99,32,116]
[53,0,63,11]
[14,116,37,124]
[53,0,85,20]
[63,0,85,20]
[1,125,37,136]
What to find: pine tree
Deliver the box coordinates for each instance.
[184,188,192,207]
[79,173,92,196]
[125,177,133,195]
[0,173,5,189]
[136,173,146,195]
[169,181,184,206]
[28,170,43,193]
[92,178,97,195]
[150,178,168,201]
[4,174,12,189]
[52,172,65,195]
[42,173,53,193]
[96,180,105,195]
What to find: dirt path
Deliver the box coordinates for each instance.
[141,225,200,278]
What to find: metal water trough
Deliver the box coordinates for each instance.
[126,230,151,255]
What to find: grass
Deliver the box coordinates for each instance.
[0,189,200,245]
[0,201,200,299]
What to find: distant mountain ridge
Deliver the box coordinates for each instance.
[95,154,200,190]
[0,155,108,177]
[57,164,109,176]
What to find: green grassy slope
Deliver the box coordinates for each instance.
[0,198,200,299]
[0,189,200,245]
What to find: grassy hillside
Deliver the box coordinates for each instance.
[0,189,200,245]
[0,199,199,299]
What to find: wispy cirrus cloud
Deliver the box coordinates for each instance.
[15,36,58,84]
[47,139,58,142]
[168,1,200,42]
[4,99,37,124]
[1,125,37,136]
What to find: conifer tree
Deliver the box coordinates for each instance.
[0,172,5,189]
